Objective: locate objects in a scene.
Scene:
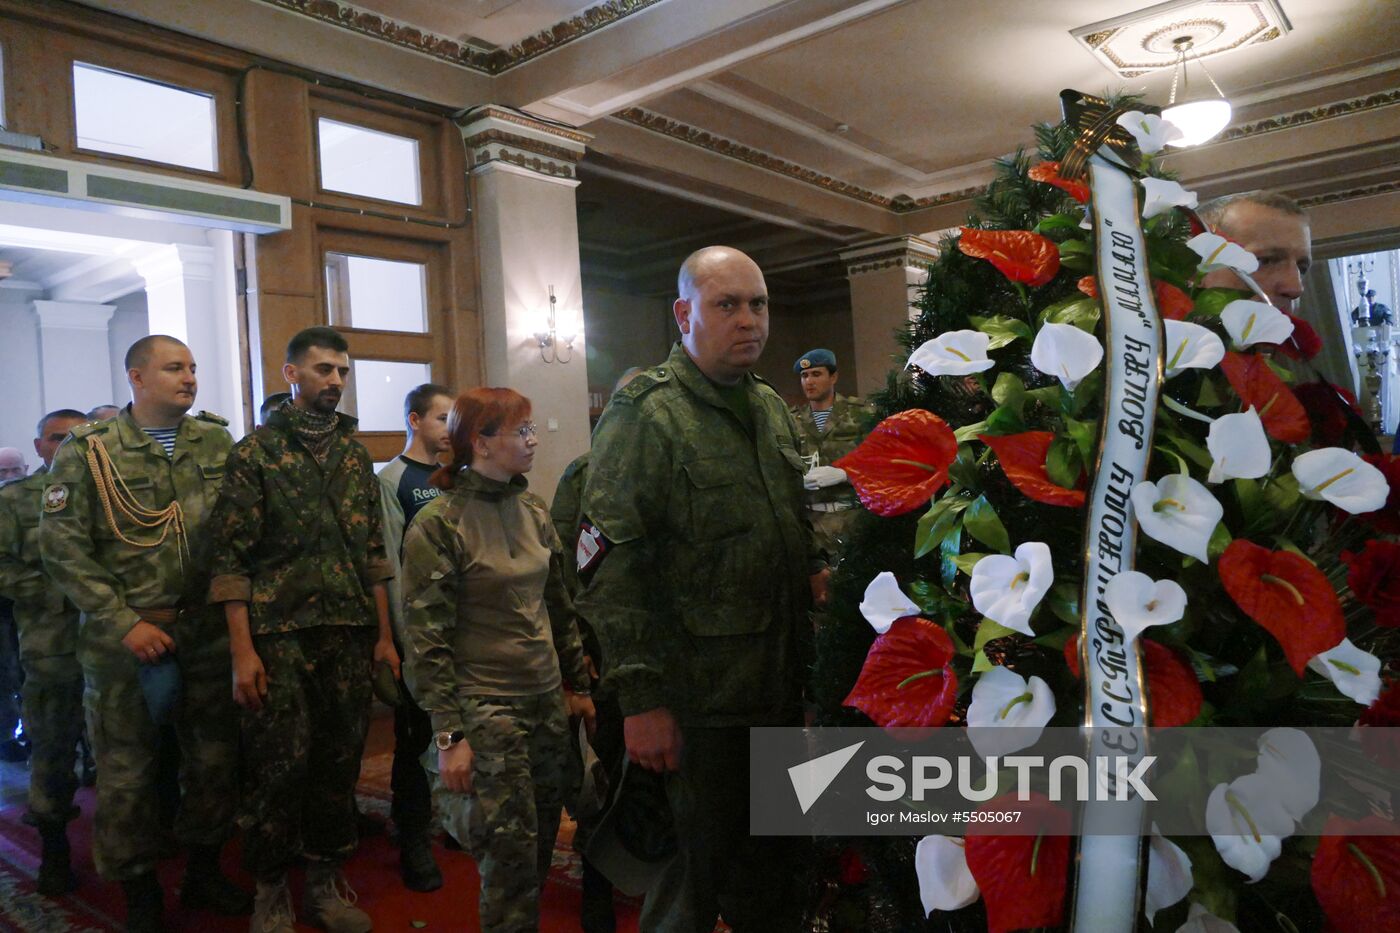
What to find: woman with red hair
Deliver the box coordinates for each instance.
[399,387,594,931]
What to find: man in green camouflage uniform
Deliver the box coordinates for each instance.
[789,348,873,563]
[0,408,88,895]
[209,326,399,933]
[576,247,822,933]
[39,336,250,931]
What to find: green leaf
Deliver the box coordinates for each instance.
[1164,431,1213,469]
[1045,436,1082,488]
[949,445,981,488]
[411,924,428,930]
[1047,581,1081,625]
[983,403,1027,436]
[952,552,989,575]
[914,496,971,559]
[953,420,989,444]
[1058,253,1092,273]
[964,495,1011,553]
[1065,370,1104,416]
[1196,376,1226,408]
[1058,239,1093,257]
[1147,238,1203,286]
[1234,478,1264,526]
[940,522,962,589]
[1065,418,1097,462]
[972,618,1020,673]
[1033,214,1083,233]
[1262,473,1300,512]
[1193,287,1248,318]
[968,314,1033,350]
[1154,445,1191,477]
[991,372,1026,410]
[1039,296,1100,333]
[1207,521,1232,561]
[1033,626,1075,651]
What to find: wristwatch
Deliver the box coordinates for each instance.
[434,729,465,751]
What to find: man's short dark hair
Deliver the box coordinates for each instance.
[259,392,291,423]
[86,405,121,419]
[36,408,88,438]
[124,335,187,371]
[286,326,349,364]
[1197,190,1306,231]
[404,383,453,425]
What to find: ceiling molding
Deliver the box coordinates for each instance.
[1219,88,1400,143]
[1298,180,1400,210]
[254,0,666,75]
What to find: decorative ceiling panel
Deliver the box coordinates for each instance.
[1071,0,1292,78]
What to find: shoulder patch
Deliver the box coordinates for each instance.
[42,484,69,513]
[613,366,671,403]
[69,420,105,440]
[576,519,610,579]
[195,410,229,426]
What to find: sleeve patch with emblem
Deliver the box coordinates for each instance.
[43,484,69,513]
[577,519,609,576]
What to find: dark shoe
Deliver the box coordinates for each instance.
[399,831,443,892]
[580,857,617,933]
[36,824,77,897]
[122,873,165,933]
[181,845,253,916]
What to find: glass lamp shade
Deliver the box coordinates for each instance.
[1162,98,1232,147]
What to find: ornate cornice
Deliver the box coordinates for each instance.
[457,106,591,146]
[1297,180,1400,209]
[461,128,582,166]
[257,0,666,74]
[1221,89,1400,142]
[615,108,984,213]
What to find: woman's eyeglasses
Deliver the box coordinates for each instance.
[485,422,537,440]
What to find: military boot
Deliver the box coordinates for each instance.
[398,828,442,893]
[35,823,77,896]
[303,861,372,933]
[181,844,253,915]
[121,873,165,933]
[250,877,296,933]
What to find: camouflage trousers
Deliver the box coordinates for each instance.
[806,506,860,565]
[0,607,20,740]
[641,724,808,933]
[80,612,239,881]
[240,626,374,880]
[430,689,569,933]
[19,654,83,828]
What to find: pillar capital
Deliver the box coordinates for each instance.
[459,106,591,185]
[30,299,116,331]
[839,235,941,278]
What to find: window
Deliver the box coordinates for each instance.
[347,359,432,432]
[324,253,428,333]
[317,117,421,205]
[72,63,217,171]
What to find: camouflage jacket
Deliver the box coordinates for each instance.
[0,467,80,661]
[790,394,874,505]
[400,468,589,732]
[576,342,815,726]
[549,453,589,597]
[39,407,232,648]
[207,408,391,635]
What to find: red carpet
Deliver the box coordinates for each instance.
[0,753,644,932]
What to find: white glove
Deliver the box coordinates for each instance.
[803,465,848,490]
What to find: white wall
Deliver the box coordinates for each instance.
[107,292,150,408]
[0,289,42,456]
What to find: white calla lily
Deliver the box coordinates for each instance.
[859,571,922,635]
[1177,902,1241,933]
[1307,638,1382,707]
[1142,178,1199,219]
[1206,408,1271,483]
[969,542,1054,635]
[1220,299,1294,349]
[1131,474,1224,563]
[915,835,979,915]
[1205,773,1293,882]
[1030,322,1104,391]
[1254,727,1321,823]
[1292,448,1390,514]
[1164,320,1225,379]
[1103,571,1187,646]
[1116,111,1184,155]
[907,330,995,376]
[966,665,1056,759]
[1146,825,1194,926]
[1187,232,1259,276]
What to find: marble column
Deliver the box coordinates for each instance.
[840,236,940,397]
[31,300,116,414]
[462,106,592,501]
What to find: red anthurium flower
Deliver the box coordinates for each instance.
[1027,161,1090,204]
[1312,815,1400,933]
[1277,312,1322,360]
[837,847,868,885]
[1063,633,1202,726]
[958,228,1061,287]
[1358,682,1400,770]
[980,432,1086,507]
[1342,540,1400,628]
[1154,280,1194,322]
[965,793,1071,933]
[1078,275,1099,299]
[843,618,959,729]
[834,409,957,517]
[1219,352,1310,443]
[1218,539,1345,675]
[1295,381,1361,447]
[1359,454,1400,534]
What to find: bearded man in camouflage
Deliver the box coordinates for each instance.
[209,326,399,933]
[40,335,250,932]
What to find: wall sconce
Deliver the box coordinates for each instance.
[534,285,576,363]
